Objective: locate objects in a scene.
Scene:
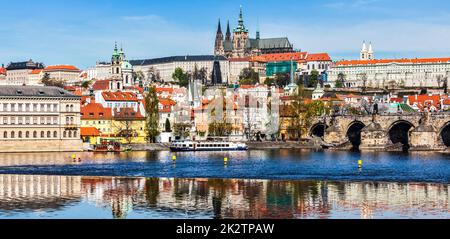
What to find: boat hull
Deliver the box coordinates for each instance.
[170,147,248,152]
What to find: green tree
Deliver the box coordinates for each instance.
[239,67,259,85]
[274,73,290,87]
[144,86,160,143]
[264,77,275,86]
[172,67,190,87]
[335,73,345,88]
[81,80,92,89]
[173,123,191,139]
[41,73,65,88]
[208,122,233,137]
[164,118,172,133]
[308,70,319,87]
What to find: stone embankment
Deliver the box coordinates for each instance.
[247,141,321,150]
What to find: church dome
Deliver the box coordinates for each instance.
[121,61,132,70]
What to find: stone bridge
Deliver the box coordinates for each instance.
[309,112,450,151]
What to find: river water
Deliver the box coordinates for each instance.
[0,150,449,219]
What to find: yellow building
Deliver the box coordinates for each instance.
[81,98,146,145]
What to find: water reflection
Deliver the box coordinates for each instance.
[0,174,449,219]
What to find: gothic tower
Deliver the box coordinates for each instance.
[214,20,225,56]
[232,6,249,58]
[225,20,232,41]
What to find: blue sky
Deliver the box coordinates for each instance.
[1,0,450,69]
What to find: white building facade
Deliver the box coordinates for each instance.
[328,58,450,88]
[0,86,83,152]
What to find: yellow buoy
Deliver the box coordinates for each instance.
[71,154,76,160]
[224,157,229,164]
[358,160,363,166]
[172,155,177,161]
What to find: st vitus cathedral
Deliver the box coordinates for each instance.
[214,6,294,58]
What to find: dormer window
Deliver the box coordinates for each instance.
[38,91,44,95]
[16,90,23,95]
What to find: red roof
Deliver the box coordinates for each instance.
[336,57,450,66]
[81,127,101,137]
[390,98,403,103]
[408,95,441,108]
[30,69,43,75]
[114,107,145,119]
[0,68,5,75]
[159,98,176,106]
[251,52,308,63]
[44,65,80,72]
[306,53,331,62]
[229,57,252,62]
[102,91,138,102]
[92,80,111,91]
[81,102,112,120]
[156,88,175,96]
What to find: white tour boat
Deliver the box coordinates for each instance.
[170,141,248,152]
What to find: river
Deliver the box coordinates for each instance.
[0,150,449,219]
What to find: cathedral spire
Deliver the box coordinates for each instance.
[226,20,231,41]
[216,19,222,34]
[235,5,248,33]
[256,17,260,40]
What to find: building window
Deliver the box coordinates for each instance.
[40,117,45,124]
[70,105,74,112]
[3,117,7,125]
[18,131,22,138]
[41,131,45,138]
[47,131,51,138]
[3,132,7,138]
[33,104,38,112]
[10,117,15,125]
[53,104,58,112]
[26,131,30,138]
[54,131,57,138]
[68,131,72,138]
[25,104,30,112]
[66,105,70,112]
[25,117,30,125]
[63,131,66,138]
[18,117,23,125]
[33,131,37,138]
[11,131,15,139]
[33,117,38,125]
[47,117,51,125]
[54,117,58,125]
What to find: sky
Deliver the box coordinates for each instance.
[1,0,450,69]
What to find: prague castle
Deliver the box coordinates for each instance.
[214,7,294,58]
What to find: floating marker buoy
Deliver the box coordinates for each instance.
[224,157,228,164]
[172,155,177,161]
[358,160,363,167]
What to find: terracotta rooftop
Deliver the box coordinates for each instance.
[306,53,332,62]
[102,91,139,101]
[92,80,111,91]
[251,52,308,63]
[44,65,80,72]
[81,127,101,137]
[81,102,112,120]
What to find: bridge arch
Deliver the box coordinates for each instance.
[439,121,450,147]
[346,121,366,149]
[388,120,415,150]
[310,123,327,138]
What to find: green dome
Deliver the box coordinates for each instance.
[121,61,132,70]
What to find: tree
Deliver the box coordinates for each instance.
[145,86,160,143]
[81,80,92,89]
[289,85,330,140]
[264,77,275,86]
[208,122,233,137]
[113,118,136,145]
[173,123,191,139]
[147,67,161,83]
[274,73,290,87]
[308,70,319,87]
[41,73,65,88]
[172,67,189,87]
[239,67,259,85]
[336,73,345,88]
[164,118,172,133]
